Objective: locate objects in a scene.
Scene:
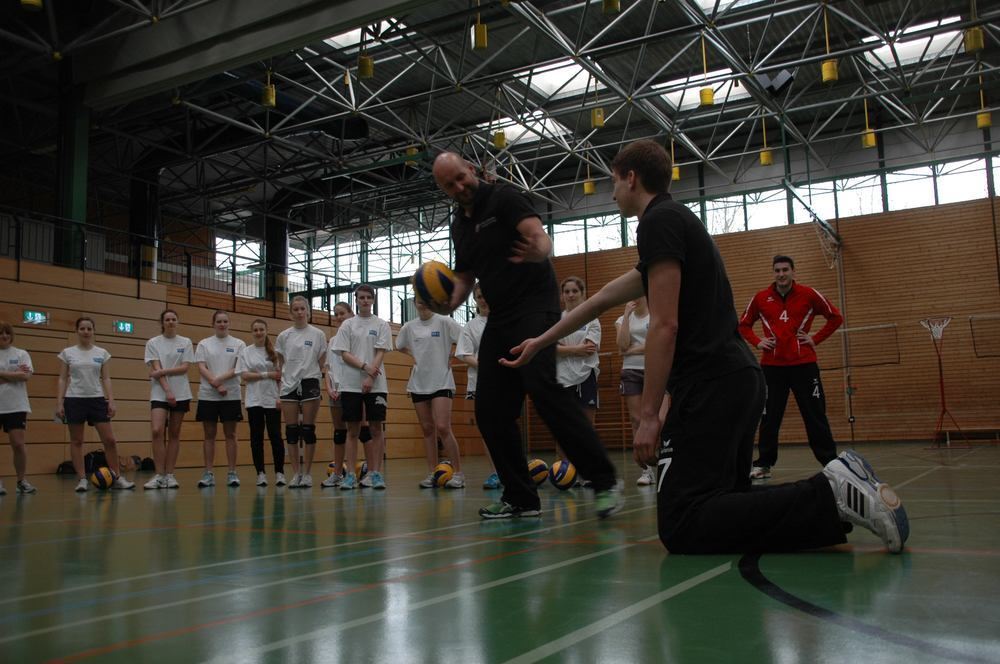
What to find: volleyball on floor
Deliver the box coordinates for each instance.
[412,261,455,309]
[527,458,549,485]
[327,461,339,477]
[90,466,116,490]
[549,460,576,490]
[433,462,454,487]
[356,460,368,479]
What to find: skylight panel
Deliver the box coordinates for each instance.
[654,68,750,110]
[862,16,961,67]
[515,59,607,99]
[477,110,571,145]
[325,20,408,50]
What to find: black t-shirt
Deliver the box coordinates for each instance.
[635,193,758,391]
[452,183,559,324]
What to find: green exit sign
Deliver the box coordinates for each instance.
[22,310,48,325]
[113,320,134,335]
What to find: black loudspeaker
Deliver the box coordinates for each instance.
[755,69,796,95]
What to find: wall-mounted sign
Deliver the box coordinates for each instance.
[113,320,134,334]
[22,310,48,325]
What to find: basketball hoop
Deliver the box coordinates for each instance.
[920,317,952,341]
[919,316,967,448]
[814,222,841,270]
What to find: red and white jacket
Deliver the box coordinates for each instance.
[738,282,843,366]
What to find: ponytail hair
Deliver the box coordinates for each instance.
[251,319,277,364]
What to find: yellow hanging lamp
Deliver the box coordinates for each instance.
[405,146,419,166]
[977,74,992,129]
[759,118,773,166]
[262,70,276,108]
[670,139,680,181]
[861,97,877,148]
[493,130,507,149]
[965,0,984,53]
[21,0,43,10]
[821,5,838,83]
[591,79,605,129]
[474,1,488,50]
[700,34,714,106]
[583,163,596,195]
[603,0,620,15]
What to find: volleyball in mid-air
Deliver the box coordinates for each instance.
[412,261,455,312]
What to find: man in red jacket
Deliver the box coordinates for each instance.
[739,255,843,480]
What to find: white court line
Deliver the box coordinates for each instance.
[1,505,657,644]
[0,517,482,606]
[201,535,669,663]
[501,562,732,664]
[893,448,978,490]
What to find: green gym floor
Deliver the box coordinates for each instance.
[1,443,998,663]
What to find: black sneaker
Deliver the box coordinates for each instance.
[479,500,541,519]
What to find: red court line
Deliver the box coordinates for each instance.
[46,540,560,662]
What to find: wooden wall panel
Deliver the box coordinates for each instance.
[542,197,1000,452]
[3,197,998,475]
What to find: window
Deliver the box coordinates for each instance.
[886,166,935,210]
[745,189,787,230]
[585,214,623,252]
[705,196,744,235]
[625,216,639,246]
[836,175,883,218]
[862,17,961,68]
[477,110,572,146]
[515,58,606,100]
[936,159,988,204]
[214,236,261,270]
[792,180,837,224]
[654,68,751,111]
[552,219,587,256]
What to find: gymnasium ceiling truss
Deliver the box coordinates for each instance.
[0,0,997,250]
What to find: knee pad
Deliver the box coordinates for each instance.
[285,424,300,445]
[333,428,347,445]
[359,425,372,443]
[301,424,317,445]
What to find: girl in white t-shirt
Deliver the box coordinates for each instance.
[0,321,36,495]
[330,284,393,490]
[557,277,602,420]
[143,309,194,490]
[275,295,327,489]
[321,301,357,489]
[57,316,134,492]
[616,297,669,486]
[455,284,500,490]
[195,310,246,488]
[397,300,464,489]
[239,319,285,487]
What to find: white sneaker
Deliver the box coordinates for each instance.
[75,478,89,492]
[227,471,240,487]
[321,473,341,488]
[822,450,910,553]
[256,472,268,487]
[445,472,466,489]
[16,480,37,494]
[112,476,136,490]
[300,474,313,488]
[289,473,303,488]
[275,472,287,486]
[359,473,373,488]
[198,471,215,488]
[165,474,180,489]
[144,475,165,490]
[636,467,655,486]
[749,465,772,481]
[419,473,435,489]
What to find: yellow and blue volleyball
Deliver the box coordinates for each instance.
[412,261,455,309]
[90,466,116,490]
[549,460,577,491]
[527,458,549,485]
[327,461,340,477]
[433,462,454,487]
[356,460,368,480]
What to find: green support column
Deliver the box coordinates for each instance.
[56,59,90,268]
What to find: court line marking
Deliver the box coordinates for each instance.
[0,506,657,643]
[199,536,665,663]
[500,562,732,664]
